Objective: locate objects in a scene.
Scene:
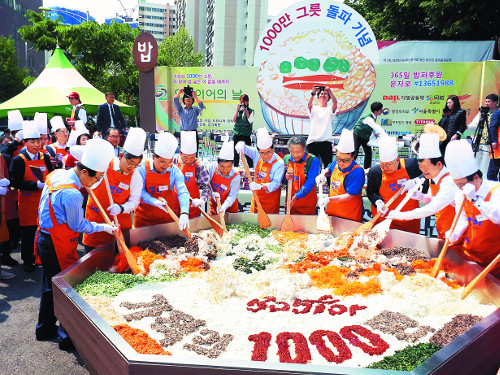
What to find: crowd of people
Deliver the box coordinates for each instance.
[0,87,498,351]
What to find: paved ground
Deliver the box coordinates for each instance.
[0,246,89,375]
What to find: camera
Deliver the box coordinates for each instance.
[479,106,489,119]
[314,85,326,92]
[183,85,193,98]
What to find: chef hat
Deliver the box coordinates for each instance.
[180,131,197,154]
[336,129,355,153]
[257,127,273,149]
[418,133,441,159]
[67,120,89,147]
[16,130,24,142]
[34,112,48,135]
[444,140,478,179]
[22,120,40,139]
[50,116,66,132]
[123,127,147,157]
[8,110,23,131]
[69,145,85,161]
[81,139,114,172]
[155,131,178,159]
[378,135,398,162]
[219,140,234,161]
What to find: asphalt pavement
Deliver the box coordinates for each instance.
[0,245,89,375]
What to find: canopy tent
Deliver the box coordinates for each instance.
[0,47,136,118]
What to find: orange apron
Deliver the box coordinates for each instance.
[82,161,133,247]
[172,159,201,218]
[490,127,500,159]
[46,144,68,158]
[209,168,239,215]
[250,157,281,214]
[430,172,455,239]
[18,153,49,226]
[36,178,80,270]
[286,154,317,215]
[326,162,363,222]
[462,184,500,277]
[13,143,23,158]
[134,160,177,228]
[371,159,420,234]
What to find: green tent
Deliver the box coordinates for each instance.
[0,47,136,118]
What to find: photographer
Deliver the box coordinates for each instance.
[232,94,254,167]
[468,94,499,180]
[174,86,205,153]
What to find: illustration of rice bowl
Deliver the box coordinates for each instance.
[257,29,376,134]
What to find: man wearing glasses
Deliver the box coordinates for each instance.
[235,128,285,214]
[317,129,365,222]
[82,128,146,253]
[106,128,123,157]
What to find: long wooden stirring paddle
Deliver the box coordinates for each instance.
[461,252,500,299]
[158,197,193,239]
[215,196,228,232]
[189,197,224,238]
[241,153,271,228]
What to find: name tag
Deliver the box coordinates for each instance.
[332,180,341,188]
[397,178,408,186]
[118,182,130,190]
[476,215,486,222]
[260,172,268,178]
[221,184,228,190]
[185,172,194,178]
[158,185,169,192]
[40,167,46,172]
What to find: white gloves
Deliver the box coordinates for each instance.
[0,178,10,187]
[318,197,330,208]
[315,174,327,186]
[375,199,388,215]
[402,178,418,192]
[153,199,167,209]
[37,181,45,190]
[249,182,262,191]
[217,201,229,214]
[445,229,461,243]
[179,213,189,230]
[410,190,425,201]
[101,224,118,234]
[191,198,205,207]
[387,210,415,221]
[0,187,7,195]
[462,183,478,201]
[55,153,64,163]
[235,141,246,154]
[212,192,220,200]
[107,204,122,216]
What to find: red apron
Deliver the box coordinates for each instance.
[462,184,500,278]
[430,172,455,239]
[209,168,239,215]
[46,143,68,158]
[134,159,177,228]
[490,126,500,159]
[36,178,80,270]
[172,159,201,218]
[18,153,49,226]
[83,161,133,247]
[286,154,317,215]
[12,144,23,158]
[251,157,281,214]
[371,159,420,234]
[326,162,363,222]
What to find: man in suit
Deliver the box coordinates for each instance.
[106,128,123,157]
[96,93,127,136]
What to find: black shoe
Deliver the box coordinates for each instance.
[23,263,36,272]
[58,337,75,351]
[36,325,58,341]
[1,255,19,266]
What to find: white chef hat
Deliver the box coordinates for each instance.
[180,131,197,154]
[67,120,89,147]
[69,145,85,161]
[155,131,178,159]
[257,127,273,149]
[444,140,478,179]
[8,110,23,131]
[123,127,147,157]
[418,133,441,159]
[81,139,114,172]
[219,140,234,161]
[336,129,355,153]
[16,130,24,141]
[378,135,398,162]
[34,112,48,135]
[50,116,66,133]
[22,120,40,139]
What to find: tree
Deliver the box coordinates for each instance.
[157,27,205,67]
[0,36,28,103]
[345,0,499,40]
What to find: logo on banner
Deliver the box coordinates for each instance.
[383,95,400,103]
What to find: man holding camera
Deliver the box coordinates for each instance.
[174,86,205,154]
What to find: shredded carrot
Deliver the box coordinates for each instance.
[440,278,462,289]
[112,252,129,273]
[113,324,171,355]
[333,278,382,297]
[137,249,164,274]
[180,257,206,272]
[271,231,309,245]
[411,259,436,275]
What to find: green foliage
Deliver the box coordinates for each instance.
[157,27,204,67]
[233,254,272,274]
[0,36,28,102]
[227,223,272,246]
[75,270,148,297]
[367,343,442,371]
[345,0,499,40]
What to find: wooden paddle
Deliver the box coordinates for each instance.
[85,187,140,275]
[158,197,193,239]
[431,195,466,278]
[0,155,9,242]
[103,173,120,227]
[215,196,228,232]
[281,177,294,232]
[240,153,271,228]
[352,186,405,236]
[189,197,224,238]
[461,252,500,299]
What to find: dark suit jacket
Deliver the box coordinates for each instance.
[97,103,127,133]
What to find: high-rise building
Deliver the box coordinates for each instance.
[176,0,268,66]
[138,0,177,44]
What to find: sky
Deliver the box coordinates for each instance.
[43,0,302,23]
